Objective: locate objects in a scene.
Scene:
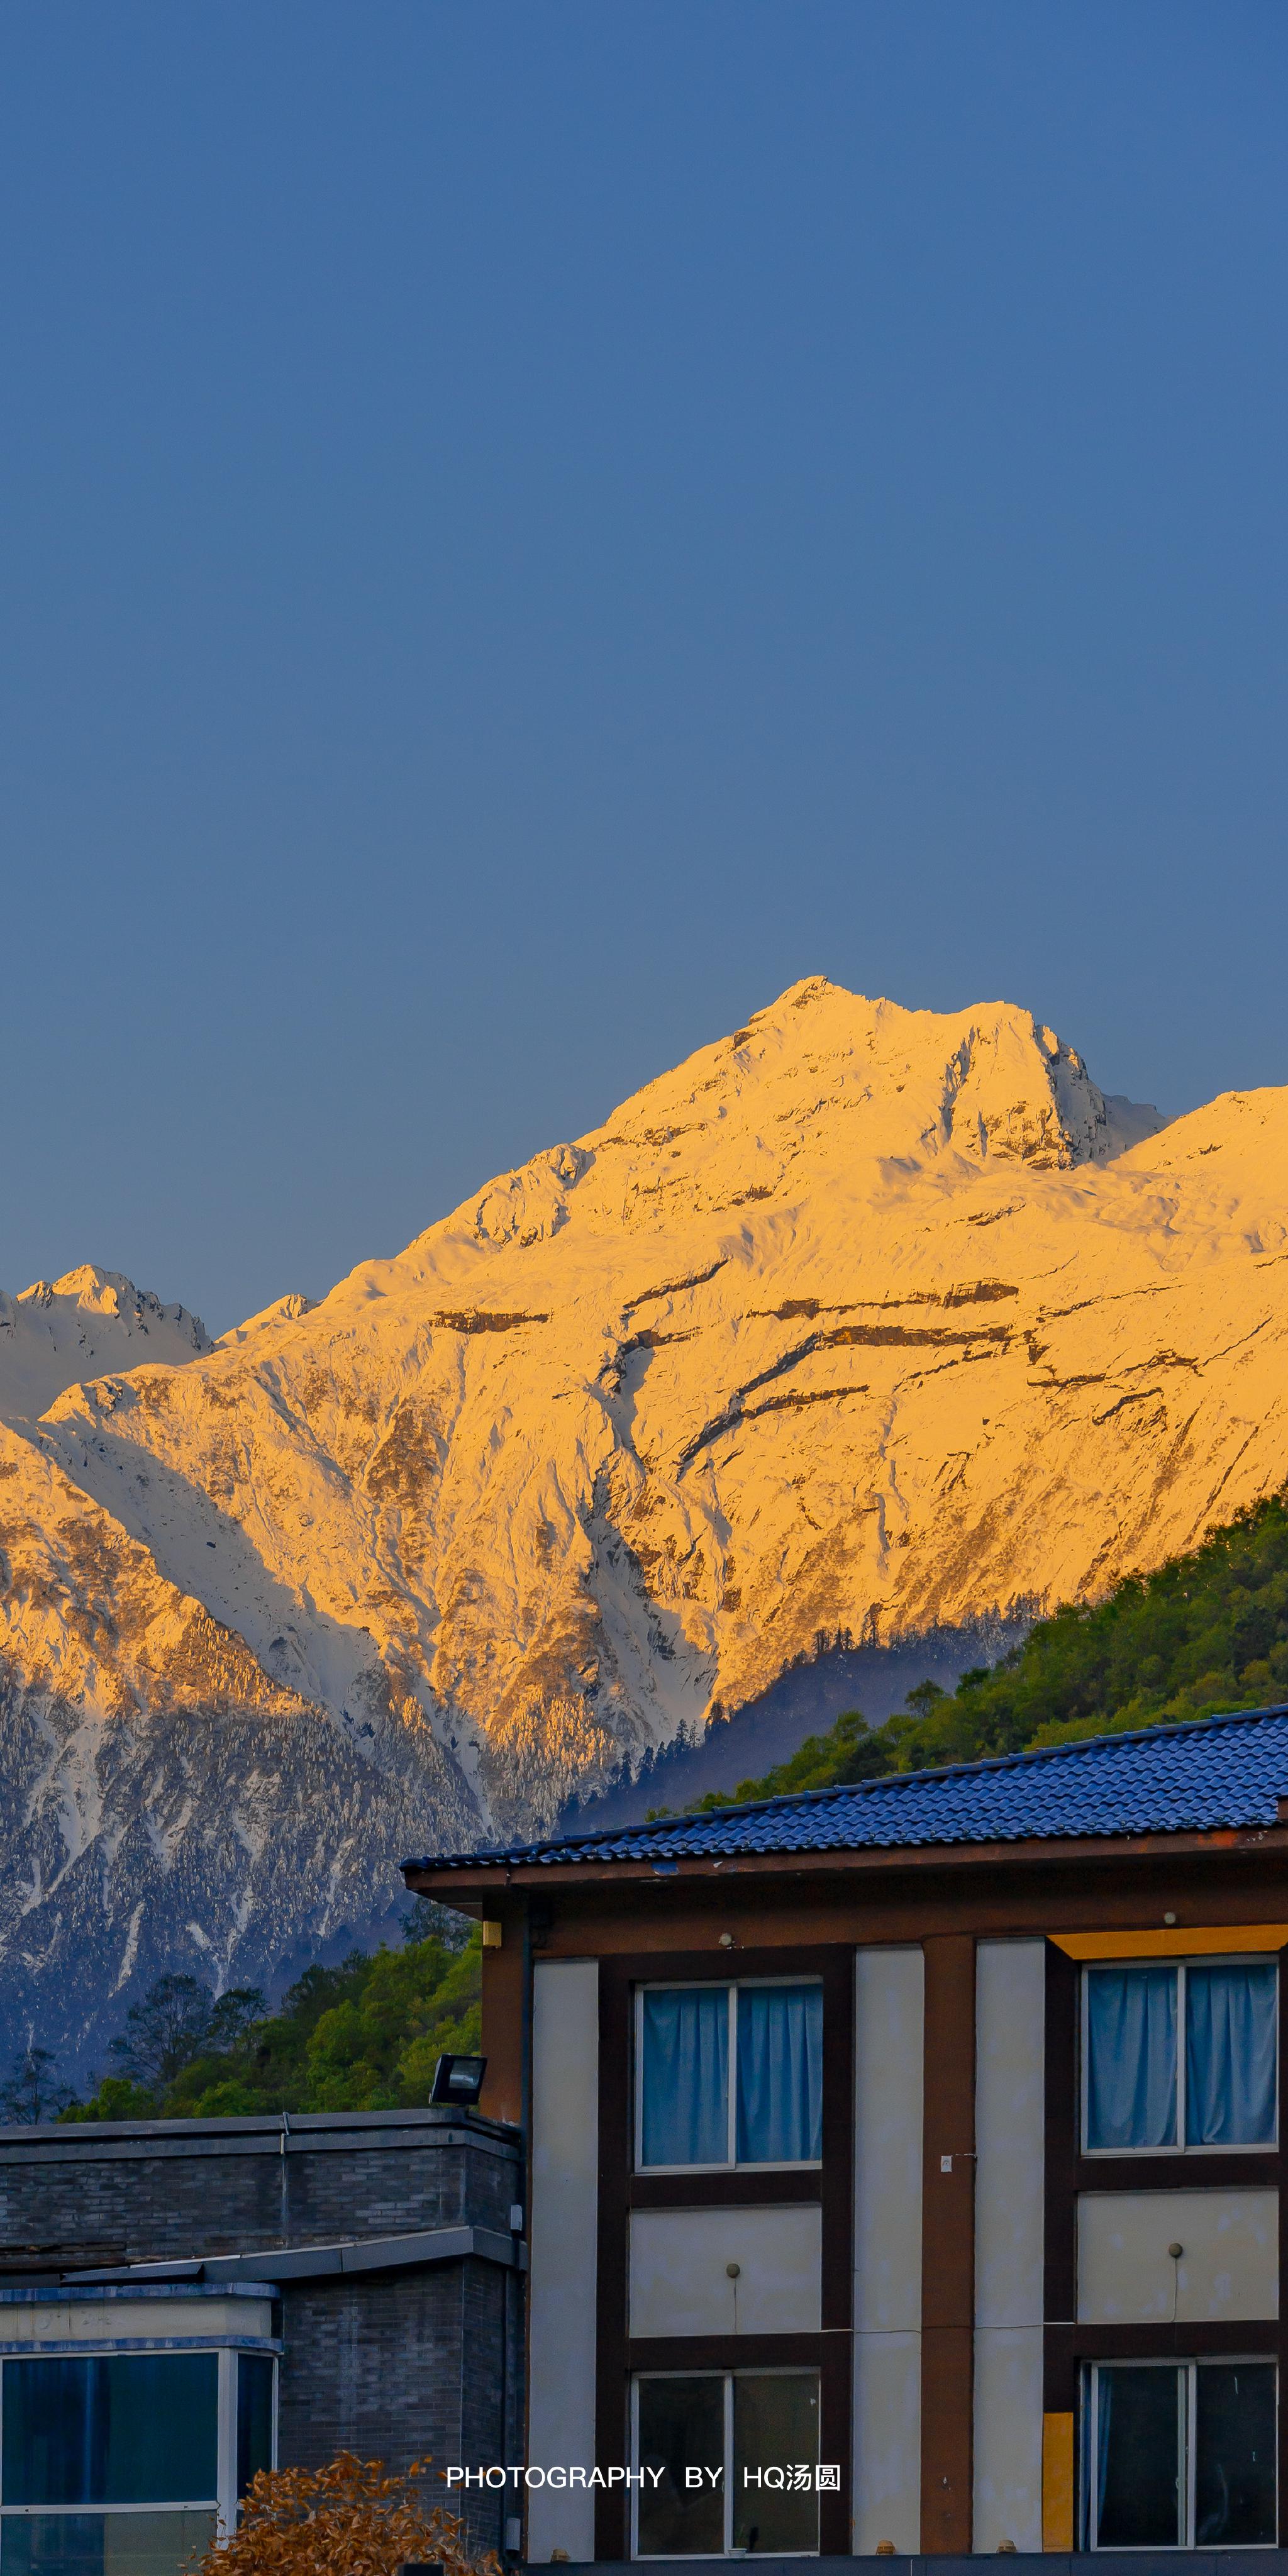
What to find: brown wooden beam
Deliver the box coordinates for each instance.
[478,1897,527,2128]
[404,1818,1288,1901]
[919,1932,976,2553]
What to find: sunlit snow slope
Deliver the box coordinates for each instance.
[8,979,1288,2068]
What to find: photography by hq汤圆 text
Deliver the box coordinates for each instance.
[444,2463,840,2491]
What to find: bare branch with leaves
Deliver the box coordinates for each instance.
[196,2453,499,2576]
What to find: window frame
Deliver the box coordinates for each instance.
[0,2345,277,2546]
[633,1976,824,2175]
[629,2366,821,2560]
[1080,1955,1279,2158]
[1084,2357,1279,2550]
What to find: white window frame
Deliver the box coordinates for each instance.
[1080,1955,1279,2157]
[1084,2356,1278,2550]
[0,2346,277,2543]
[633,1977,824,2175]
[630,2367,821,2560]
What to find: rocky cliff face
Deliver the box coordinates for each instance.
[8,979,1288,2072]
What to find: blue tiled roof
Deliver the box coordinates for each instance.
[409,1705,1288,1870]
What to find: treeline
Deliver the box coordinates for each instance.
[1,1906,481,2126]
[688,1492,1288,1810]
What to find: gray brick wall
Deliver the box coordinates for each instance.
[0,2109,524,2556]
[277,2256,525,2548]
[0,2107,519,2260]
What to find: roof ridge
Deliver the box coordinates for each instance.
[699,1696,1288,1821]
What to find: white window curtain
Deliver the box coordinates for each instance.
[1086,1965,1177,2150]
[1185,1961,1277,2146]
[735,1984,823,2162]
[640,1987,728,2166]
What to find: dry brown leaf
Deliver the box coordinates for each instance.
[195,2451,501,2576]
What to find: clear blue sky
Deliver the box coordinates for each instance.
[3,3,1285,1330]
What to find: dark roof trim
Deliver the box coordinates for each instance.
[0,2111,521,2164]
[406,1819,1288,1902]
[66,2223,527,2287]
[0,2279,272,2306]
[0,2112,518,2153]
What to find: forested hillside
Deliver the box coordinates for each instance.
[48,1909,481,2124]
[688,1495,1288,1810]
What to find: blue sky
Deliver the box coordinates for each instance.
[3,3,1285,1330]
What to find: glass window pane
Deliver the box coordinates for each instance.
[1095,2365,1182,2548]
[735,1985,823,2165]
[1196,2363,1277,2544]
[732,2372,819,2554]
[0,2512,216,2576]
[1085,1968,1177,2150]
[640,1989,729,2168]
[2,2356,218,2506]
[1186,1963,1278,2146]
[237,2355,275,2497]
[636,2375,724,2555]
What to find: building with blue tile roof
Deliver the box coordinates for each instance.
[407,1706,1288,2567]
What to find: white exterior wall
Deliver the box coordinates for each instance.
[629,2204,821,2337]
[972,1940,1046,2552]
[1078,2187,1279,2323]
[526,1957,600,2563]
[852,1945,924,2554]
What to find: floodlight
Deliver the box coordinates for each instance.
[430,2053,487,2105]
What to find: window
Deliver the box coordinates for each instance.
[0,2351,275,2574]
[636,1982,823,2170]
[633,2370,821,2558]
[1085,2361,1277,2548]
[1083,1960,1277,2153]
[236,2355,275,2502]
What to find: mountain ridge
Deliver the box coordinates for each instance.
[0,1265,211,1423]
[6,976,1288,2069]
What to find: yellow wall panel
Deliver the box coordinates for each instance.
[1041,2412,1074,2551]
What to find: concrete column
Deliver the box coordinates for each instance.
[526,1958,599,2563]
[973,1940,1045,2551]
[853,1945,924,2554]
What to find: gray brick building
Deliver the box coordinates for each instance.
[0,2106,525,2567]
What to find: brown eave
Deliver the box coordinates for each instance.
[403,1816,1288,1904]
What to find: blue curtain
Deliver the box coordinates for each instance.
[735,1983,823,2163]
[640,1987,728,2166]
[1086,1967,1177,2149]
[1185,1962,1277,2146]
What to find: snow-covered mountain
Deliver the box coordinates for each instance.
[9,978,1288,2074]
[0,1267,211,1423]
